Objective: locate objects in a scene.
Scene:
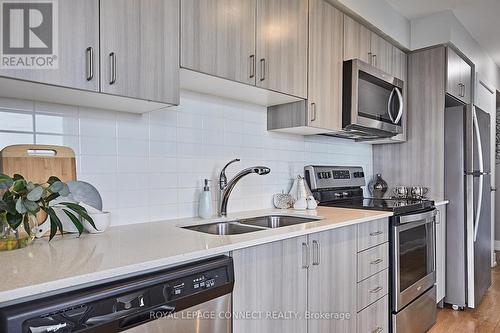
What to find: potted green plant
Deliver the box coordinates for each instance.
[0,173,95,251]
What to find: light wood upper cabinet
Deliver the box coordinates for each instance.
[370,32,393,74]
[256,0,308,98]
[343,15,371,63]
[446,47,462,100]
[180,0,256,85]
[232,236,308,333]
[100,0,179,104]
[308,227,357,333]
[307,0,343,130]
[0,0,99,91]
[446,47,472,104]
[392,46,407,81]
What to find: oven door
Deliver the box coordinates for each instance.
[392,210,436,311]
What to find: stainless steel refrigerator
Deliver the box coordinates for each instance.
[444,100,492,309]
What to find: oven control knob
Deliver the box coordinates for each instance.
[342,192,349,196]
[334,193,342,198]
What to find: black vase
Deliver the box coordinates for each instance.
[369,174,388,198]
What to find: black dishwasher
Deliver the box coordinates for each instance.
[0,256,234,333]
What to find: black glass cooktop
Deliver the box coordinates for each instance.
[319,197,435,215]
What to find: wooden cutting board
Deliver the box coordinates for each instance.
[0,144,76,184]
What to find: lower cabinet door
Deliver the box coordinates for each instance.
[357,295,389,333]
[308,226,357,333]
[231,236,308,333]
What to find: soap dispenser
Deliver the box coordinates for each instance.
[198,179,213,219]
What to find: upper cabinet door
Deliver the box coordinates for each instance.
[0,0,99,91]
[307,0,343,130]
[343,15,371,63]
[446,47,472,104]
[370,33,393,74]
[100,0,179,104]
[392,46,407,81]
[180,0,257,85]
[460,58,472,104]
[256,0,308,98]
[446,48,462,100]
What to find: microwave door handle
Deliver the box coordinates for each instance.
[394,87,404,124]
[387,88,396,123]
[472,106,484,242]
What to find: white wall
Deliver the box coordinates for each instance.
[0,91,374,226]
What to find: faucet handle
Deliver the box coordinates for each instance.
[220,158,240,189]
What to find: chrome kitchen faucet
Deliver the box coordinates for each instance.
[218,159,270,217]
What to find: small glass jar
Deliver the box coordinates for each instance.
[0,215,37,251]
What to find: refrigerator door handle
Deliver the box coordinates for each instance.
[472,106,484,242]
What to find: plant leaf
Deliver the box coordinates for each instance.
[12,174,24,181]
[6,212,22,229]
[58,183,70,197]
[48,181,64,193]
[12,179,27,193]
[45,207,63,240]
[45,192,60,202]
[27,186,44,201]
[0,174,13,189]
[60,202,97,230]
[15,198,27,214]
[62,209,84,235]
[23,199,39,213]
[26,181,35,192]
[23,214,31,236]
[47,176,61,185]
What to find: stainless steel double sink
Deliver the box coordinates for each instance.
[182,215,321,235]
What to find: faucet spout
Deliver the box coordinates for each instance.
[218,160,270,217]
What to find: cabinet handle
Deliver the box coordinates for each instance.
[462,83,466,97]
[369,230,383,236]
[370,258,383,265]
[312,240,320,266]
[372,327,383,333]
[249,55,255,79]
[372,54,377,67]
[370,286,383,294]
[109,52,117,85]
[302,242,310,269]
[310,102,317,122]
[368,52,373,65]
[86,47,94,81]
[259,58,266,82]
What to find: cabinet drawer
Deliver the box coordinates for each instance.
[357,295,389,333]
[357,243,389,282]
[357,218,389,251]
[357,269,389,311]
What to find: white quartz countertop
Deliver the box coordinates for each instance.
[0,207,392,305]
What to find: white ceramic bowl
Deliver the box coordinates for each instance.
[83,212,111,234]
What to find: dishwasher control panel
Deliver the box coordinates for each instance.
[167,266,229,300]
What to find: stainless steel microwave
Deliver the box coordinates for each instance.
[338,59,404,140]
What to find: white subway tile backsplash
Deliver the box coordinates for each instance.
[0,91,373,226]
[0,110,33,132]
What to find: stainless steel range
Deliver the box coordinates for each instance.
[305,165,437,333]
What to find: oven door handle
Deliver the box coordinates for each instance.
[398,210,436,225]
[395,216,434,232]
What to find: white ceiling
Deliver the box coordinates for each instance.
[385,0,500,66]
